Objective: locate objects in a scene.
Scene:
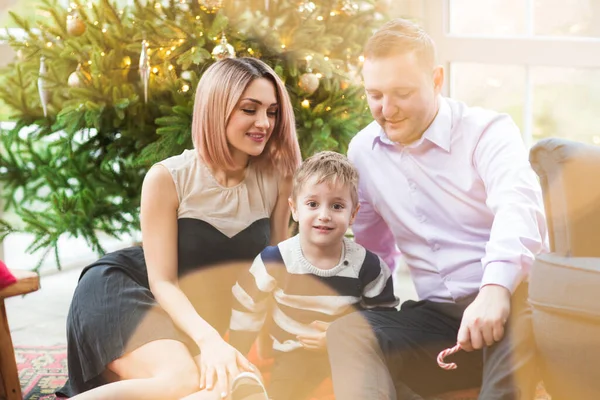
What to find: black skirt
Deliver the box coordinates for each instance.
[57,218,271,396]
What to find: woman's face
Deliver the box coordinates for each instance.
[226,77,278,167]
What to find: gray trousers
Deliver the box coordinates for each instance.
[326,285,538,400]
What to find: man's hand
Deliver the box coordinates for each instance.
[457,284,511,352]
[297,321,330,351]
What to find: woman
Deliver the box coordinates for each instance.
[58,57,302,400]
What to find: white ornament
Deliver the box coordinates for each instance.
[299,72,320,95]
[38,57,50,116]
[139,40,151,103]
[212,33,236,61]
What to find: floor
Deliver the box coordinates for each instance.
[3,231,136,346]
[6,266,82,346]
[5,252,419,347]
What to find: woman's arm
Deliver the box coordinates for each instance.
[141,165,221,346]
[141,165,251,395]
[269,174,293,245]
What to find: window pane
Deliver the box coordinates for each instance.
[450,0,526,36]
[535,0,600,38]
[532,67,600,145]
[450,63,526,132]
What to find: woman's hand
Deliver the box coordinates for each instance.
[197,336,255,398]
[297,321,330,351]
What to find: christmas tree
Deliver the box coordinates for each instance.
[0,0,390,269]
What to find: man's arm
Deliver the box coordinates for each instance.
[229,250,278,355]
[348,142,401,270]
[458,115,548,351]
[475,115,548,293]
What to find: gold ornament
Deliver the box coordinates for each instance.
[299,72,319,95]
[139,40,151,103]
[299,55,320,95]
[67,15,86,36]
[212,33,236,61]
[68,64,90,88]
[38,56,50,117]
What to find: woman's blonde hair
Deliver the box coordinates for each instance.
[192,57,301,177]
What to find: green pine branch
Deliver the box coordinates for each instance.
[0,0,389,271]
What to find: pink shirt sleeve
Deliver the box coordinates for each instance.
[474,115,549,293]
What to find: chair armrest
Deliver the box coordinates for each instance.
[529,138,600,257]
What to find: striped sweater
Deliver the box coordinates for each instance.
[229,235,399,354]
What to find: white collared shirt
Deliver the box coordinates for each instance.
[348,96,549,302]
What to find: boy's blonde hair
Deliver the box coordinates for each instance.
[291,151,359,206]
[192,57,301,177]
[364,18,437,70]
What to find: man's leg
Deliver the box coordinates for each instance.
[479,284,539,400]
[327,301,482,400]
[267,350,330,400]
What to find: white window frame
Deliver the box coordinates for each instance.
[423,0,600,147]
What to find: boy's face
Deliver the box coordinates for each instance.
[288,176,359,251]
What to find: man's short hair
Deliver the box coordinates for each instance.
[364,18,437,70]
[291,151,359,207]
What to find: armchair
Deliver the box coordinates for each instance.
[528,138,600,400]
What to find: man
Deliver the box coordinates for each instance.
[327,18,548,400]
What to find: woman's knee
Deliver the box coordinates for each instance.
[158,361,200,399]
[109,339,201,398]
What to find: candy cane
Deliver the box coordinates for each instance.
[437,343,462,370]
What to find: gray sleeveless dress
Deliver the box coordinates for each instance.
[58,149,278,396]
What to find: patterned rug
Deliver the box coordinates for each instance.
[15,345,67,400]
[14,345,550,400]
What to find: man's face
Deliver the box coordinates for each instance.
[362,51,443,145]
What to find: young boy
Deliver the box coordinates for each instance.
[229,151,399,400]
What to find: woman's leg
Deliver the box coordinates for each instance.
[69,339,203,400]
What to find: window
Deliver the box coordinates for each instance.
[535,0,600,38]
[450,0,527,36]
[426,0,600,146]
[451,63,526,131]
[532,66,600,145]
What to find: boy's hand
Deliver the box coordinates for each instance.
[297,321,330,351]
